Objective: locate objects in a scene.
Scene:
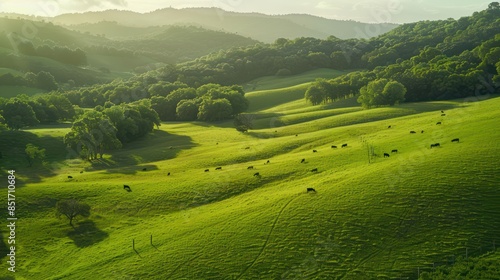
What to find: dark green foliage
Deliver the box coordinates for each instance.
[56,199,91,227]
[1,98,39,129]
[197,98,233,122]
[25,143,45,167]
[64,110,121,160]
[176,99,199,121]
[357,79,406,108]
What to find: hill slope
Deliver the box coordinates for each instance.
[3,90,500,279]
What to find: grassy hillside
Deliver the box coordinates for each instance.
[245,69,350,112]
[1,87,499,279]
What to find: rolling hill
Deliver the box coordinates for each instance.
[1,75,499,279]
[49,8,398,43]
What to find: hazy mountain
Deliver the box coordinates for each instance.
[49,8,398,43]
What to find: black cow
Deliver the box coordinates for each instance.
[296,134,298,137]
[247,166,254,169]
[313,150,317,153]
[254,172,260,176]
[67,176,73,179]
[167,172,171,176]
[142,168,147,171]
[410,131,416,134]
[266,160,270,164]
[391,149,398,153]
[311,168,318,172]
[245,147,250,150]
[331,145,337,149]
[204,169,209,172]
[430,143,440,148]
[441,110,444,113]
[80,171,83,174]
[421,130,424,133]
[436,122,442,125]
[441,114,446,116]
[123,185,131,192]
[301,158,306,163]
[341,143,348,148]
[307,188,316,193]
[384,153,390,158]
[388,125,391,128]
[451,138,459,143]
[215,167,222,170]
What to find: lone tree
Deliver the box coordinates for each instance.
[234,113,256,132]
[25,143,46,167]
[56,199,91,227]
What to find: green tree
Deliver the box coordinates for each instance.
[2,98,39,129]
[64,110,121,160]
[25,143,45,167]
[56,199,91,227]
[176,99,199,121]
[358,79,406,108]
[197,98,233,121]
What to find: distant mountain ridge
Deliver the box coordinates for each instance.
[46,7,398,43]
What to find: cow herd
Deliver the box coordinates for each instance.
[109,110,459,195]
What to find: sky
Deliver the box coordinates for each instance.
[0,0,493,23]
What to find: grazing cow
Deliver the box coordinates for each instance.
[384,153,390,158]
[441,114,446,116]
[421,130,424,133]
[254,172,260,177]
[167,172,171,176]
[331,145,337,149]
[341,144,348,148]
[388,125,391,128]
[430,143,440,148]
[247,166,254,170]
[301,158,306,163]
[142,168,147,171]
[205,169,209,172]
[307,188,316,193]
[436,122,442,125]
[391,149,398,153]
[215,167,222,170]
[266,160,270,164]
[67,176,73,179]
[313,150,317,153]
[451,138,459,143]
[123,185,131,192]
[311,168,318,172]
[441,110,444,113]
[245,147,250,150]
[410,131,416,134]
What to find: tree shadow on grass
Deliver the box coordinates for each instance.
[0,130,66,184]
[80,130,196,174]
[67,220,108,248]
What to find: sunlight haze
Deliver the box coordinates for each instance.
[0,0,493,23]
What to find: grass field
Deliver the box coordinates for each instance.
[1,80,499,279]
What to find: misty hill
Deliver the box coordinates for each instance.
[0,18,259,87]
[51,8,398,43]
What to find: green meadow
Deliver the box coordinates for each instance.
[3,77,500,279]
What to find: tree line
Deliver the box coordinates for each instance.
[305,6,500,107]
